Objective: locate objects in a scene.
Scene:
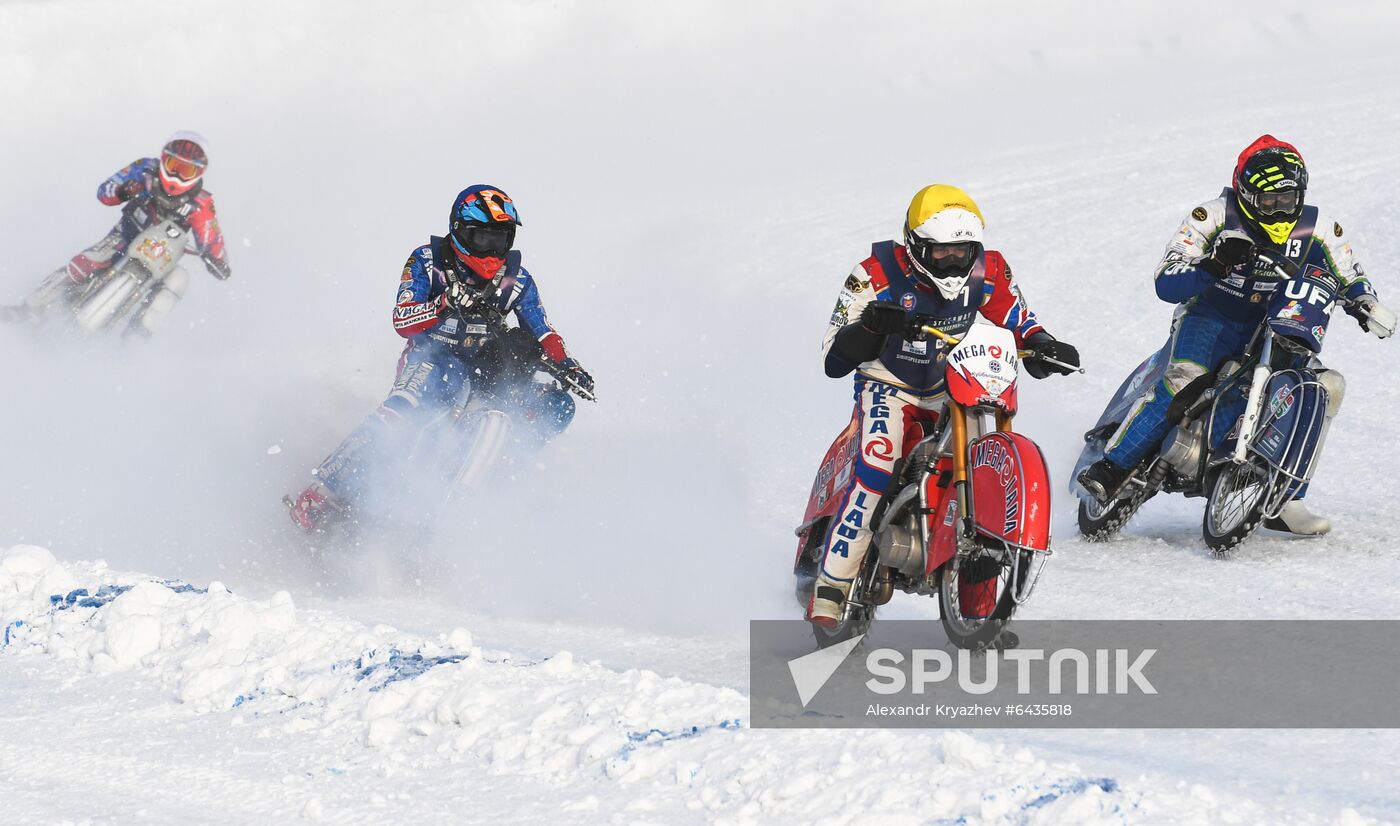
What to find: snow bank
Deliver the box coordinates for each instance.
[5,546,1359,824]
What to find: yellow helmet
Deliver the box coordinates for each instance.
[904,185,985,300]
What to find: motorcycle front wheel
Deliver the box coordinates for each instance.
[935,550,1026,649]
[1202,458,1274,555]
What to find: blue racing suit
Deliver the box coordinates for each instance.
[311,237,576,504]
[1104,189,1377,472]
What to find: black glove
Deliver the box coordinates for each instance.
[117,180,146,201]
[441,280,476,314]
[202,253,231,280]
[860,301,908,336]
[1022,332,1079,379]
[559,357,595,395]
[1199,230,1255,278]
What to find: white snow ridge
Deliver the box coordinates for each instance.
[1,545,1374,824]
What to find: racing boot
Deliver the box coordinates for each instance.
[806,574,851,629]
[285,481,342,532]
[1078,458,1130,505]
[1265,500,1331,536]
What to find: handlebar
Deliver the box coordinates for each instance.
[918,324,1086,374]
[537,357,597,403]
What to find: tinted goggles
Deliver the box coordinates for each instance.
[454,222,516,257]
[911,239,977,270]
[162,151,206,183]
[1243,188,1301,217]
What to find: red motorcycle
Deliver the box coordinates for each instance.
[794,323,1064,648]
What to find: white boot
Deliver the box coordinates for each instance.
[1265,500,1331,536]
[806,574,852,629]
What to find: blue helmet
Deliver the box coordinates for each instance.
[448,185,521,260]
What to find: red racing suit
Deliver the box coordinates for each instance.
[65,157,228,282]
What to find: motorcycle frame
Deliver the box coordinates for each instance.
[70,216,196,332]
[1095,256,1342,510]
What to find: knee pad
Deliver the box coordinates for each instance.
[66,233,124,282]
[386,361,438,413]
[1163,359,1208,395]
[1317,369,1345,419]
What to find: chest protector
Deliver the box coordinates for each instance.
[427,244,523,350]
[124,193,198,233]
[869,240,984,392]
[1204,187,1318,321]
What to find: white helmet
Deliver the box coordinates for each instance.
[904,184,986,300]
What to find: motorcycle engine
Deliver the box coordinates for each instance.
[1160,420,1204,476]
[874,516,924,578]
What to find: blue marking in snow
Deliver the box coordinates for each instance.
[612,718,742,764]
[47,581,207,612]
[237,645,472,709]
[2,619,24,647]
[927,776,1121,824]
[1021,776,1119,809]
[3,581,208,654]
[333,646,470,693]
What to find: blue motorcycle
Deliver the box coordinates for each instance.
[1072,255,1353,554]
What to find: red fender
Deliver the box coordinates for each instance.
[966,431,1052,551]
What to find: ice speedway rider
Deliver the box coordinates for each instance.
[1077,135,1396,536]
[287,184,595,531]
[805,184,1080,628]
[5,131,230,330]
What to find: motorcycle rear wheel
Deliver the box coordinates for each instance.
[810,609,874,649]
[803,558,878,650]
[1076,488,1151,542]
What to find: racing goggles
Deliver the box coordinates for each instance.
[453,221,516,257]
[161,150,206,183]
[1241,187,1301,217]
[910,239,978,272]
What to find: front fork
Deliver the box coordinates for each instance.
[948,404,1046,606]
[1232,336,1274,464]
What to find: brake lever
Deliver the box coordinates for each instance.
[1029,355,1086,375]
